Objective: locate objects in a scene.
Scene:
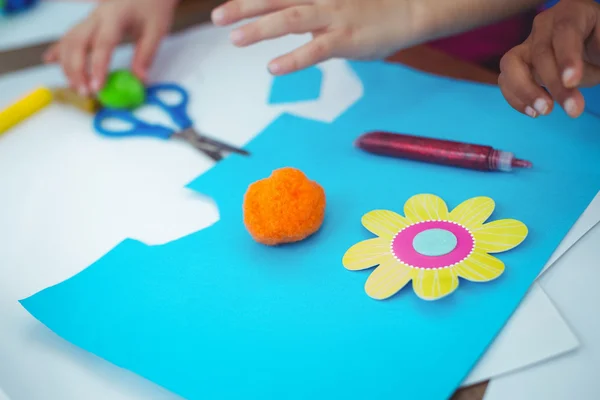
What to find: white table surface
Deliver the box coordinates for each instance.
[0,1,95,52]
[1,5,599,399]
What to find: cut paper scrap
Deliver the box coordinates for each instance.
[268,66,323,104]
[19,60,600,400]
[343,195,528,301]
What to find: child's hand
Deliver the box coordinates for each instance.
[211,0,423,75]
[44,0,179,95]
[499,0,600,118]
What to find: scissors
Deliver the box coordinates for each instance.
[93,83,249,161]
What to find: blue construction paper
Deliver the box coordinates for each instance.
[20,61,600,400]
[268,66,322,104]
[543,0,560,6]
[582,86,600,118]
[545,0,599,6]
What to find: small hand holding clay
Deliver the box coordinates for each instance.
[44,0,179,95]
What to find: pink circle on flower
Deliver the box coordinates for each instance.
[391,220,474,269]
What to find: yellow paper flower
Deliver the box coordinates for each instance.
[342,194,528,301]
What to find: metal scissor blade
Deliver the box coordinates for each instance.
[173,129,223,161]
[189,140,224,162]
[198,137,250,156]
[190,129,250,156]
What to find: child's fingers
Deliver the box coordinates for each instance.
[532,48,583,117]
[552,27,584,89]
[530,25,580,117]
[498,73,536,118]
[60,24,95,95]
[43,44,60,63]
[132,21,167,82]
[212,0,310,26]
[499,46,554,116]
[552,17,588,88]
[562,89,586,118]
[268,33,336,75]
[230,6,328,47]
[90,22,124,92]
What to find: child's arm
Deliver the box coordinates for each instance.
[211,0,546,75]
[44,0,180,95]
[499,0,600,118]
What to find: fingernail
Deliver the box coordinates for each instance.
[230,30,244,45]
[525,106,538,118]
[268,62,281,75]
[563,97,577,117]
[90,78,101,93]
[78,86,88,96]
[211,8,225,24]
[533,98,549,115]
[562,67,576,87]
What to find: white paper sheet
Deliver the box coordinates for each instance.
[463,284,578,386]
[0,24,591,398]
[538,193,600,276]
[484,224,600,400]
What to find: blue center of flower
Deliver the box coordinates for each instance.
[412,228,458,256]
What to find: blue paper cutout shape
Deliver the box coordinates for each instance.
[20,61,600,400]
[268,66,323,104]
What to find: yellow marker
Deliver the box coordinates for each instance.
[0,87,54,136]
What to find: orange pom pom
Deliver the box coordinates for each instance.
[243,167,326,246]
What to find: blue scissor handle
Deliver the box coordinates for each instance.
[93,108,174,140]
[146,83,193,129]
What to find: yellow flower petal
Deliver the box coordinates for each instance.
[448,196,495,230]
[412,268,459,301]
[454,249,505,282]
[403,194,448,223]
[361,210,410,239]
[342,238,391,271]
[365,257,413,300]
[473,219,528,254]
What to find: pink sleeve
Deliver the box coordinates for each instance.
[426,10,538,70]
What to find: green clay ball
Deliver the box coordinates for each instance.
[97,70,146,110]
